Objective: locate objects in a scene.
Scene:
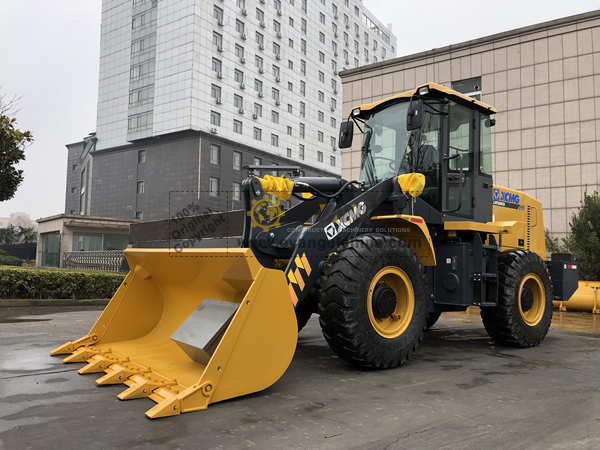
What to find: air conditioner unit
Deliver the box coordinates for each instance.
[332,146,337,152]
[331,106,336,111]
[218,19,224,27]
[356,32,360,38]
[345,23,350,29]
[333,70,338,76]
[217,45,223,52]
[259,43,265,51]
[373,45,377,51]
[240,83,246,89]
[259,0,265,4]
[276,100,281,106]
[277,9,282,16]
[258,92,264,98]
[334,51,339,57]
[334,89,338,95]
[259,67,264,74]
[241,57,246,64]
[216,97,222,104]
[239,108,245,114]
[211,127,218,134]
[241,8,248,15]
[277,32,282,39]
[275,54,281,60]
[345,41,349,47]
[344,60,349,65]
[260,21,266,28]
[334,32,338,38]
[217,71,223,79]
[241,33,247,40]
[253,113,259,119]
[276,76,281,82]
[334,14,339,20]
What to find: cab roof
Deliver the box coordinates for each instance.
[353,82,497,116]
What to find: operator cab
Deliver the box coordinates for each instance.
[339,82,496,223]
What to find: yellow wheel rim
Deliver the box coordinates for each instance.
[518,274,545,326]
[367,267,415,339]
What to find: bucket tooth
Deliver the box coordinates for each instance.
[118,374,177,400]
[50,334,99,355]
[63,347,109,363]
[96,365,134,386]
[145,395,182,419]
[79,355,110,374]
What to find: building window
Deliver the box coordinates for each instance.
[214,5,224,20]
[354,58,359,67]
[236,19,245,35]
[128,111,153,133]
[452,77,483,101]
[235,44,245,59]
[373,55,377,63]
[287,82,293,91]
[330,136,336,148]
[138,150,146,163]
[331,79,337,91]
[211,84,221,99]
[364,48,369,60]
[233,182,242,201]
[364,31,369,45]
[317,151,323,162]
[319,51,325,63]
[301,18,307,34]
[354,23,359,35]
[273,42,281,57]
[318,111,324,122]
[287,103,292,113]
[344,13,349,25]
[300,79,306,94]
[233,119,243,134]
[301,39,306,54]
[332,3,337,15]
[332,22,338,34]
[234,94,243,109]
[288,39,294,48]
[256,31,264,46]
[71,187,76,193]
[135,211,144,220]
[132,8,157,31]
[131,35,156,57]
[332,41,337,53]
[299,144,305,160]
[271,134,279,146]
[256,8,264,21]
[318,91,324,102]
[72,164,77,170]
[237,0,245,8]
[273,19,281,33]
[289,17,294,27]
[127,78,154,104]
[233,151,242,170]
[255,55,264,69]
[288,60,293,70]
[287,126,292,135]
[210,144,220,165]
[210,111,221,126]
[212,58,222,73]
[272,111,279,123]
[130,59,155,81]
[343,32,348,43]
[300,102,305,118]
[272,88,279,101]
[254,127,262,140]
[301,0,307,12]
[137,180,145,194]
[330,117,336,128]
[330,156,336,166]
[331,98,337,110]
[213,31,223,47]
[287,148,292,157]
[299,123,305,138]
[273,65,280,78]
[210,177,220,197]
[354,5,359,16]
[318,131,324,142]
[319,71,325,83]
[234,69,244,83]
[354,40,359,52]
[254,78,263,93]
[254,102,262,117]
[319,12,325,24]
[300,60,306,76]
[319,32,325,43]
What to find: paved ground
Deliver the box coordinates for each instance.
[0,306,599,450]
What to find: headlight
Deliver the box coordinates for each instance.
[418,86,429,96]
[352,108,361,116]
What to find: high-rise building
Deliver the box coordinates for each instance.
[65,0,396,221]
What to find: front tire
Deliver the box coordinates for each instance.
[481,250,553,348]
[318,234,429,369]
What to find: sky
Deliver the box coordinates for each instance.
[0,0,599,221]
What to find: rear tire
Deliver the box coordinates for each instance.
[318,234,429,369]
[481,250,553,348]
[425,312,442,330]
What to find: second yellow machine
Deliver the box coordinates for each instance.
[52,83,578,418]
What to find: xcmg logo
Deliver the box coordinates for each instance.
[493,188,520,204]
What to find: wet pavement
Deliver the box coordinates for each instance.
[0,307,599,450]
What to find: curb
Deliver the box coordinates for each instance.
[0,299,110,308]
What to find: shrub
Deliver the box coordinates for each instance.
[0,248,8,256]
[0,254,22,266]
[0,266,126,299]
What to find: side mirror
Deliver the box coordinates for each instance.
[406,98,424,131]
[338,120,354,148]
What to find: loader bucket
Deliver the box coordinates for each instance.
[51,248,298,419]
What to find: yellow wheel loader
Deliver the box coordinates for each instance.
[52,83,578,418]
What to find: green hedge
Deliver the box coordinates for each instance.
[0,266,126,299]
[0,254,22,266]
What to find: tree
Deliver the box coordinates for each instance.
[0,91,33,202]
[546,191,600,281]
[17,226,37,243]
[0,226,18,245]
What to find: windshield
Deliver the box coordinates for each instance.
[359,101,441,187]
